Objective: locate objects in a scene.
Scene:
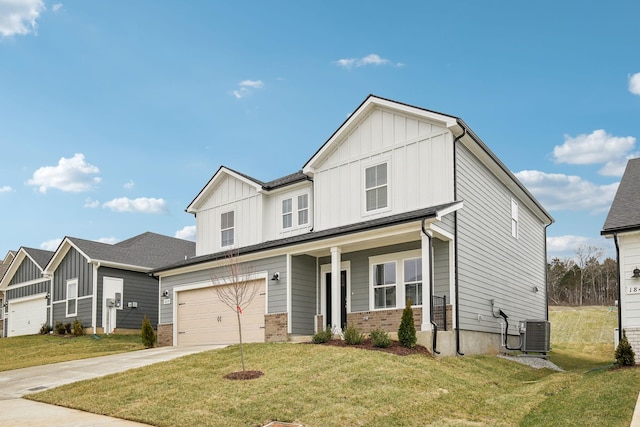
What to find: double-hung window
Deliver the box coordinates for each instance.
[404,258,422,306]
[373,261,396,309]
[365,163,388,212]
[66,278,78,317]
[221,211,234,247]
[282,199,293,229]
[511,199,519,239]
[297,194,309,225]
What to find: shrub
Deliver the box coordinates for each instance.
[370,328,391,348]
[141,315,157,348]
[312,326,333,344]
[615,329,636,367]
[64,323,72,334]
[343,324,364,345]
[398,298,417,348]
[72,318,85,336]
[55,321,66,335]
[39,323,53,335]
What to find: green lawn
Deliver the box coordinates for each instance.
[0,334,144,371]
[24,306,640,426]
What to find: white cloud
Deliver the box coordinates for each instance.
[97,236,118,244]
[103,197,168,214]
[553,129,636,176]
[233,80,264,99]
[84,197,99,208]
[0,185,13,193]
[52,3,62,13]
[27,153,101,193]
[515,170,618,212]
[0,0,45,37]
[547,235,591,254]
[175,225,196,241]
[335,53,402,69]
[40,238,62,251]
[629,73,640,95]
[124,180,134,189]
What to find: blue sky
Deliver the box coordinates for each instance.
[1,1,639,262]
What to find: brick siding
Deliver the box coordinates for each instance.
[157,323,173,347]
[347,307,423,334]
[265,313,288,342]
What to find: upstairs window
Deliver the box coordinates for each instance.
[511,199,519,239]
[373,261,396,309]
[365,163,388,211]
[282,199,293,229]
[221,211,234,247]
[66,278,78,317]
[298,194,309,225]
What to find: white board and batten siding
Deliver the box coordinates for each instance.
[619,233,640,328]
[195,174,264,257]
[312,107,455,232]
[456,144,547,334]
[262,182,314,241]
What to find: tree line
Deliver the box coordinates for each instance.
[547,245,618,306]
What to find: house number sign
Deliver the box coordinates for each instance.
[627,285,640,295]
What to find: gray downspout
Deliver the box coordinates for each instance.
[613,234,622,341]
[422,219,440,354]
[544,223,552,321]
[453,125,466,356]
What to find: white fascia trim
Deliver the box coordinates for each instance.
[43,239,90,275]
[4,277,50,292]
[434,201,463,221]
[188,167,263,213]
[8,292,48,305]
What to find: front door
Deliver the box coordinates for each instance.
[325,270,347,329]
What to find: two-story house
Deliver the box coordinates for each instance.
[152,95,553,356]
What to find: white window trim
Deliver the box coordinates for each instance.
[511,198,519,239]
[369,250,421,310]
[66,278,78,317]
[297,193,309,226]
[278,191,311,232]
[363,159,391,215]
[220,210,235,248]
[282,198,293,229]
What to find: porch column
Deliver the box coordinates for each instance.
[421,231,433,331]
[330,246,342,334]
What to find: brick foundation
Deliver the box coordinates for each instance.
[625,327,640,364]
[158,323,173,347]
[265,313,288,342]
[432,305,453,331]
[347,307,423,334]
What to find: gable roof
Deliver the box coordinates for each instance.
[602,158,640,235]
[44,232,195,274]
[0,247,54,290]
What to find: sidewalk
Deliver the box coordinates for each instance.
[0,345,224,426]
[632,391,640,427]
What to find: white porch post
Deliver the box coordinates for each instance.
[421,231,433,331]
[330,246,342,334]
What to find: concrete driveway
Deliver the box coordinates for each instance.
[0,345,224,426]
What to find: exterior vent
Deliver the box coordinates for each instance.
[520,320,550,353]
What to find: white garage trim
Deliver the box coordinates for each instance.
[8,293,48,337]
[172,271,269,346]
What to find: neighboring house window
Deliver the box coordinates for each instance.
[373,261,396,309]
[66,278,78,317]
[221,211,234,247]
[511,199,519,239]
[404,258,422,306]
[282,198,292,229]
[365,163,388,212]
[298,194,309,225]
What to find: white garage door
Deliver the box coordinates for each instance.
[8,295,48,337]
[176,280,265,346]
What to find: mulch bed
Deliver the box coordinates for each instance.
[311,338,432,356]
[224,370,264,380]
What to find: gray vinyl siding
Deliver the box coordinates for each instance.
[6,280,50,300]
[159,255,286,325]
[291,255,316,334]
[51,248,94,327]
[97,267,160,330]
[9,258,42,285]
[433,238,450,300]
[319,241,422,313]
[456,143,547,335]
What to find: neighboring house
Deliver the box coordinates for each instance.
[152,95,553,356]
[0,248,53,337]
[0,250,17,337]
[601,157,640,362]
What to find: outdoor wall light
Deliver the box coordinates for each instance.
[45,293,50,300]
[632,268,640,279]
[532,286,539,293]
[271,272,280,281]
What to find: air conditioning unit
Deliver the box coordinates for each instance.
[520,320,551,353]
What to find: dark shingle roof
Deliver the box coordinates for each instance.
[152,201,460,274]
[225,167,310,191]
[602,158,640,235]
[22,247,55,270]
[69,232,195,270]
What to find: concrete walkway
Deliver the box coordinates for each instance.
[632,391,640,427]
[0,345,224,426]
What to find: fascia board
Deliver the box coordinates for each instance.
[43,239,90,275]
[0,249,28,290]
[186,167,263,213]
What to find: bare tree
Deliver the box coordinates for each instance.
[574,245,603,306]
[211,249,260,372]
